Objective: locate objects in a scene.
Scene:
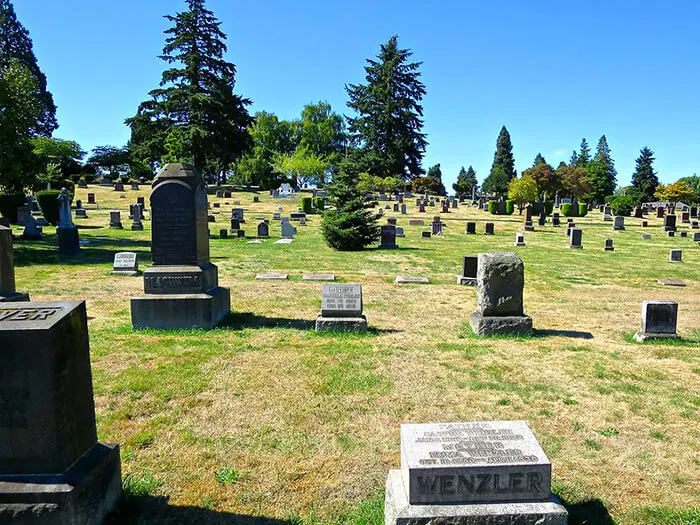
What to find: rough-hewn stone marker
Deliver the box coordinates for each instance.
[0,226,29,302]
[384,421,567,524]
[130,164,230,330]
[0,300,122,523]
[315,283,367,332]
[633,301,678,342]
[469,253,532,336]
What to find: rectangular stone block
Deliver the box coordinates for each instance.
[321,283,362,317]
[131,288,231,330]
[640,300,678,334]
[400,421,551,505]
[143,264,217,294]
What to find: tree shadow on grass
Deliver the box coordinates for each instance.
[534,329,594,340]
[107,495,293,525]
[559,497,616,525]
[13,235,152,267]
[222,312,315,331]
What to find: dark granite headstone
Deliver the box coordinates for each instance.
[523,204,534,231]
[0,300,121,523]
[604,238,614,251]
[634,301,678,341]
[569,228,583,249]
[109,211,123,229]
[466,222,476,234]
[0,227,29,302]
[257,221,269,238]
[458,255,478,286]
[484,222,494,235]
[664,214,677,232]
[380,225,398,249]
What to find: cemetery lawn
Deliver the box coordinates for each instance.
[12,187,700,525]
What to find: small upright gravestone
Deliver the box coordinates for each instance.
[22,214,43,240]
[281,221,297,239]
[57,188,80,257]
[131,205,144,231]
[257,221,270,238]
[130,164,230,330]
[421,231,431,239]
[457,255,477,286]
[0,300,122,523]
[484,222,494,235]
[669,249,682,263]
[469,253,532,336]
[552,213,560,227]
[613,216,625,230]
[75,208,88,219]
[514,232,526,247]
[569,228,583,249]
[111,252,140,276]
[634,301,678,342]
[603,205,613,221]
[0,226,29,302]
[431,217,442,235]
[656,206,664,218]
[523,204,535,231]
[664,214,677,232]
[384,421,567,524]
[315,284,367,332]
[109,211,123,229]
[605,238,614,251]
[379,225,398,249]
[465,222,476,234]
[87,193,96,205]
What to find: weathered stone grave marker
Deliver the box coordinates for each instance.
[315,283,367,332]
[111,252,140,276]
[633,301,678,342]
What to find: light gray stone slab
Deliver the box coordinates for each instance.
[274,238,293,244]
[385,469,567,525]
[255,273,288,280]
[315,316,367,333]
[657,280,686,287]
[321,283,362,317]
[400,421,551,505]
[302,274,335,281]
[395,276,430,284]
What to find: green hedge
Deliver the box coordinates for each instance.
[313,196,325,213]
[578,203,588,217]
[36,190,62,225]
[488,200,498,214]
[0,193,27,223]
[505,200,514,215]
[561,202,573,217]
[611,196,634,217]
[300,196,313,214]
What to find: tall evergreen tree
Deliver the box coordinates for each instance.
[425,163,446,195]
[482,126,515,194]
[345,35,427,180]
[453,166,477,197]
[575,138,591,167]
[127,0,252,178]
[586,135,617,201]
[0,0,57,191]
[533,153,547,166]
[631,147,659,202]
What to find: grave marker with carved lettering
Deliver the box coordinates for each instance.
[315,283,367,332]
[130,164,230,329]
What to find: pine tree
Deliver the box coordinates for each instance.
[127,0,252,177]
[425,163,446,195]
[533,153,547,167]
[586,135,617,201]
[320,162,380,250]
[453,166,477,197]
[631,147,659,202]
[345,35,427,180]
[482,126,515,194]
[569,150,579,166]
[575,138,591,167]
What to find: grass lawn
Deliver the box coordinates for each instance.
[10,185,700,524]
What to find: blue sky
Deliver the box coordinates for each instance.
[14,0,700,189]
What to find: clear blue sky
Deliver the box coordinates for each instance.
[14,0,700,189]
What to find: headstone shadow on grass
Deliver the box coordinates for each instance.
[557,497,616,525]
[107,495,294,525]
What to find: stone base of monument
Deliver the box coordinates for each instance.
[57,227,80,256]
[0,443,121,525]
[633,331,679,343]
[469,312,533,336]
[131,287,230,330]
[384,470,567,525]
[457,276,476,286]
[0,292,30,302]
[315,315,367,332]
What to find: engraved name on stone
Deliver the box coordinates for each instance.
[144,275,202,290]
[321,284,362,317]
[114,252,137,269]
[0,307,62,322]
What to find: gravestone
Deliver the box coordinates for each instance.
[131,205,144,231]
[656,206,664,218]
[315,283,367,332]
[213,202,220,208]
[395,226,405,237]
[255,273,288,280]
[484,222,494,235]
[421,231,431,239]
[302,274,335,281]
[22,214,43,240]
[603,205,613,221]
[216,190,224,198]
[642,234,652,240]
[111,252,140,276]
[692,221,698,228]
[691,206,698,218]
[681,211,690,224]
[231,208,244,222]
[387,217,397,225]
[566,222,576,236]
[693,232,700,242]
[130,164,230,330]
[538,210,546,226]
[514,232,526,247]
[137,196,146,210]
[431,217,442,235]
[394,203,400,213]
[552,213,560,227]
[290,212,306,221]
[0,300,122,523]
[523,204,534,231]
[633,301,678,342]
[0,227,29,302]
[87,193,96,205]
[569,228,583,249]
[384,421,567,524]
[281,222,297,238]
[469,253,532,336]
[380,225,398,249]
[419,204,425,213]
[253,196,259,203]
[395,276,429,284]
[257,221,270,238]
[57,189,80,257]
[441,201,449,214]
[604,238,614,251]
[457,255,477,286]
[110,210,123,229]
[113,182,124,192]
[77,179,88,188]
[666,230,675,237]
[680,231,687,238]
[664,215,677,232]
[230,218,241,233]
[669,249,682,263]
[223,190,232,198]
[401,204,407,214]
[642,220,648,227]
[634,207,643,218]
[452,199,458,209]
[465,222,476,234]
[613,216,625,230]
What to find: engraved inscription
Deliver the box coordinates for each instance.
[416,472,544,497]
[144,275,202,291]
[322,284,362,316]
[0,308,61,322]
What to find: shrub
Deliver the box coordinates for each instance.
[543,201,554,215]
[84,174,96,183]
[611,196,634,217]
[578,203,588,217]
[561,202,573,217]
[488,200,498,214]
[505,200,514,215]
[314,196,325,213]
[604,194,615,204]
[36,190,62,225]
[0,193,27,223]
[300,196,313,214]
